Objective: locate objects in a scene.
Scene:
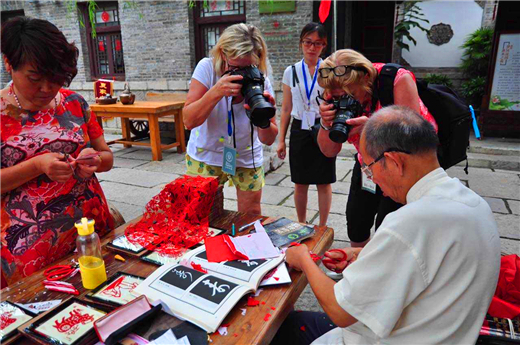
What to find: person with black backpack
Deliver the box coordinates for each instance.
[316,49,438,248]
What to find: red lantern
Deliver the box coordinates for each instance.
[115,39,122,52]
[98,41,105,52]
[101,11,110,23]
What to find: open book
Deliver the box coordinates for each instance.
[133,245,285,333]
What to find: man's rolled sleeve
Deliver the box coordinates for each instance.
[333,229,428,338]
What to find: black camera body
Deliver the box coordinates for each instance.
[328,95,363,143]
[228,66,275,129]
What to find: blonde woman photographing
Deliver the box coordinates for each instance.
[183,23,278,215]
[277,23,335,227]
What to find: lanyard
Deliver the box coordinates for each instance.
[302,59,320,107]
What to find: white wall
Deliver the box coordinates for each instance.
[402,1,483,67]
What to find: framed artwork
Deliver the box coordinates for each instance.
[86,272,144,306]
[23,298,109,345]
[0,301,36,343]
[107,235,147,256]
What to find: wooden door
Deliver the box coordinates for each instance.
[351,1,395,63]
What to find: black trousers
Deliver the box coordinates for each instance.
[346,156,403,243]
[271,311,337,345]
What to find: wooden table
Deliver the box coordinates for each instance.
[90,101,186,161]
[2,211,333,345]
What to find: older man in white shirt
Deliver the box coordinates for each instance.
[274,105,501,345]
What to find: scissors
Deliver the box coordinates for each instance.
[322,249,348,272]
[44,264,79,281]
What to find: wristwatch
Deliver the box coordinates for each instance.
[320,118,332,131]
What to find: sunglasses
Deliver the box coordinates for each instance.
[318,65,367,79]
[361,148,411,180]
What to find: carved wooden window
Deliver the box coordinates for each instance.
[83,1,125,80]
[194,1,246,63]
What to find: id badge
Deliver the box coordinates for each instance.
[222,145,237,176]
[361,173,377,194]
[301,111,316,130]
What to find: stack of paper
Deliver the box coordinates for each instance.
[149,330,190,345]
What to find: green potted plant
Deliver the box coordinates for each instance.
[459,27,494,109]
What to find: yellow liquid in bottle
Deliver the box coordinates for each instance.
[79,256,107,289]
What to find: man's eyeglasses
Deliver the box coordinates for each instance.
[302,40,326,48]
[361,148,411,179]
[318,65,367,79]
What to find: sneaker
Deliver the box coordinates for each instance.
[326,271,343,280]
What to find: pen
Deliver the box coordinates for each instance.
[232,223,236,237]
[238,219,263,232]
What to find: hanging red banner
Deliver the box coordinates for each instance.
[101,11,110,23]
[98,41,105,52]
[115,39,122,52]
[319,0,332,23]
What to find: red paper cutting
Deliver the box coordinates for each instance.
[300,326,306,332]
[98,41,105,52]
[270,307,276,311]
[261,301,266,305]
[264,313,271,321]
[125,176,219,257]
[488,254,520,319]
[221,323,230,328]
[233,333,238,337]
[205,235,248,262]
[191,262,208,274]
[247,296,260,307]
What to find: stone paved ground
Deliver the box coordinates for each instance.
[100,136,520,312]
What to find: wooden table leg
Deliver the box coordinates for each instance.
[148,114,163,161]
[96,114,104,129]
[121,118,133,148]
[175,109,186,153]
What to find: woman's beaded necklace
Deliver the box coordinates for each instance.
[9,82,58,111]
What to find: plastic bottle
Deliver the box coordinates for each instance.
[75,217,107,289]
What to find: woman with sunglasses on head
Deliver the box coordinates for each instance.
[277,23,335,227]
[317,49,437,248]
[1,17,114,288]
[183,23,278,215]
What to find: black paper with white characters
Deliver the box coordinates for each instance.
[160,266,204,291]
[190,276,238,305]
[196,251,207,260]
[224,259,267,272]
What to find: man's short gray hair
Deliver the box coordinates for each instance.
[363,105,439,159]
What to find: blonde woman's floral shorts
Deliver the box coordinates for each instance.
[185,154,265,192]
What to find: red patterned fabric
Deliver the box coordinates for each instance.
[351,63,438,165]
[1,88,113,287]
[125,175,219,257]
[488,255,520,319]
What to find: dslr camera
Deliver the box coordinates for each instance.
[327,95,363,143]
[228,66,275,129]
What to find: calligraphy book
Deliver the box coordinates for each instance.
[262,217,315,248]
[133,245,285,333]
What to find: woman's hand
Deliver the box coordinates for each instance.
[345,116,369,140]
[213,74,244,99]
[277,141,286,160]
[319,101,336,128]
[244,90,276,111]
[36,153,75,183]
[322,247,359,273]
[75,148,102,179]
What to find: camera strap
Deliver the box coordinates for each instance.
[226,97,237,149]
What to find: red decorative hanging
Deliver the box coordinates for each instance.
[98,41,105,52]
[101,11,110,23]
[115,39,122,52]
[125,175,219,257]
[273,21,280,29]
[211,0,217,11]
[318,0,332,23]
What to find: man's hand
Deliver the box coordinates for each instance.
[323,247,360,273]
[285,244,312,271]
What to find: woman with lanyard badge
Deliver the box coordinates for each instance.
[277,23,335,227]
[183,24,278,215]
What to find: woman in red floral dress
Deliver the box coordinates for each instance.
[0,17,114,287]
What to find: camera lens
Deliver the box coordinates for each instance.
[329,110,351,143]
[246,89,275,129]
